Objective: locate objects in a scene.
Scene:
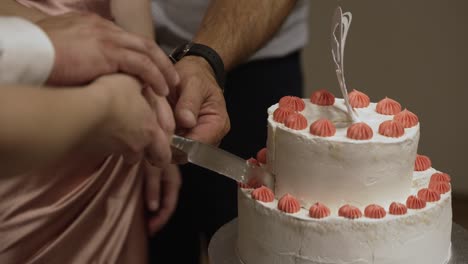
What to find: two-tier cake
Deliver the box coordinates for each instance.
[237,89,452,264]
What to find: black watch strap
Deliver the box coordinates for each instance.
[169,42,225,89]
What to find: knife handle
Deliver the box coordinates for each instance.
[171,135,195,164]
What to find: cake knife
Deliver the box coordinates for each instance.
[171,135,273,185]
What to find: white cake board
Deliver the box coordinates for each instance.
[209,219,468,264]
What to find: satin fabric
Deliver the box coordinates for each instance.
[0,153,148,263]
[3,1,147,262]
[16,0,113,20]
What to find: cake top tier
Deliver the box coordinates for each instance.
[268,90,420,144]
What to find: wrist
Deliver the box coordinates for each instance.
[179,56,215,76]
[170,42,225,88]
[86,82,113,128]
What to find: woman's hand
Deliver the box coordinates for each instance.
[86,74,175,167]
[144,163,182,235]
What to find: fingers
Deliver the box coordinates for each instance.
[147,43,179,89]
[148,165,181,235]
[176,79,230,145]
[111,31,179,95]
[142,88,172,167]
[174,76,206,129]
[39,12,177,89]
[145,126,171,167]
[144,87,175,135]
[117,49,169,96]
[183,113,230,146]
[144,160,162,212]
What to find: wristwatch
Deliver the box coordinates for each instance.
[169,42,225,89]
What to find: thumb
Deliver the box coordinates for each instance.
[174,79,205,129]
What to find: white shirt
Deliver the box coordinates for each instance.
[0,17,54,85]
[152,0,309,61]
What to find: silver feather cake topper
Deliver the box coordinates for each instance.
[331,7,359,122]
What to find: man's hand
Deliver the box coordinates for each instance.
[88,74,174,167]
[170,56,230,145]
[37,12,179,96]
[145,163,182,235]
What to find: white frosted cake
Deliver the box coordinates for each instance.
[237,89,452,264]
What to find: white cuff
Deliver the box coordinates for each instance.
[0,17,55,85]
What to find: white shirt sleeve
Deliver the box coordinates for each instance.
[0,17,55,85]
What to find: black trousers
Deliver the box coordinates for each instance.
[149,51,303,263]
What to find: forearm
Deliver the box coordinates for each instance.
[0,0,47,21]
[193,0,296,71]
[111,0,154,39]
[0,85,108,177]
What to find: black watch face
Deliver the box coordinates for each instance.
[170,46,184,62]
[170,42,193,62]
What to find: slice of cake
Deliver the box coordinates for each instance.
[237,90,452,264]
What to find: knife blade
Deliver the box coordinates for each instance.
[171,135,273,186]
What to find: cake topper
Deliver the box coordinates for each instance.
[331,7,359,122]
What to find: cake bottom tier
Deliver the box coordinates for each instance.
[237,189,452,264]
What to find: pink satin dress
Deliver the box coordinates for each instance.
[16,0,113,20]
[0,1,148,263]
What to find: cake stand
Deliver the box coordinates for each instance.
[209,219,468,264]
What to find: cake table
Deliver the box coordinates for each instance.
[209,219,468,264]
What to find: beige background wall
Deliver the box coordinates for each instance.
[301,1,468,195]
